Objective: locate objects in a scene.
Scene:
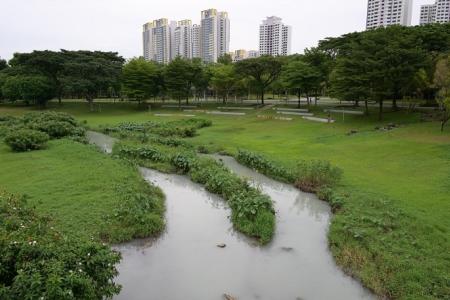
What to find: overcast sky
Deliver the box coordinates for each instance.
[0,0,433,61]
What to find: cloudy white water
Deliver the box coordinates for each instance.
[110,156,374,300]
[0,0,432,61]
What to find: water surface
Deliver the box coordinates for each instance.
[86,132,374,300]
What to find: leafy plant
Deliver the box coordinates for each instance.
[237,149,295,182]
[4,129,49,152]
[0,191,121,299]
[294,160,343,192]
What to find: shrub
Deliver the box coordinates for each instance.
[116,145,166,163]
[106,187,165,241]
[294,160,343,193]
[237,149,295,182]
[30,120,83,139]
[0,192,121,299]
[1,112,85,141]
[170,152,196,174]
[4,129,49,152]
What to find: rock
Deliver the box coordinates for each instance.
[281,247,294,252]
[223,294,236,300]
[217,243,226,248]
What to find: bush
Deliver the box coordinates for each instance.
[237,149,295,182]
[294,160,343,192]
[4,129,49,152]
[0,192,121,299]
[170,152,196,174]
[29,120,81,139]
[104,118,212,139]
[1,112,85,141]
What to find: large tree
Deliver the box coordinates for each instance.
[210,64,238,104]
[60,50,124,111]
[122,58,160,104]
[9,51,66,104]
[434,56,450,131]
[0,59,8,71]
[1,75,55,107]
[164,57,193,105]
[281,59,321,108]
[235,56,282,105]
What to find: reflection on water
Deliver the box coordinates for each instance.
[86,131,116,153]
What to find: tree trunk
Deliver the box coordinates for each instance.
[88,98,94,112]
[379,100,383,121]
[364,100,369,116]
[442,115,449,132]
[298,91,301,108]
[261,89,265,105]
[58,95,62,106]
[393,98,399,111]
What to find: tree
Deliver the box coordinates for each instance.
[281,60,321,108]
[210,64,238,104]
[164,57,193,105]
[235,56,282,105]
[218,53,233,65]
[434,56,450,131]
[190,58,209,101]
[9,51,65,104]
[1,75,55,107]
[122,58,160,104]
[0,59,8,71]
[1,76,22,102]
[60,50,124,111]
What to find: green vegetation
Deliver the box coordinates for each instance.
[0,191,121,299]
[0,138,164,242]
[4,129,49,152]
[109,119,276,244]
[0,21,449,300]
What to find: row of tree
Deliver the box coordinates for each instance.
[0,23,449,125]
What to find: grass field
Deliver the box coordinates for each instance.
[0,137,164,242]
[1,101,449,299]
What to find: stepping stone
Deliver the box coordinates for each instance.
[154,114,196,117]
[324,109,364,115]
[302,116,335,123]
[277,111,314,116]
[275,108,309,113]
[217,107,255,110]
[207,111,246,116]
[161,105,197,109]
[257,115,293,121]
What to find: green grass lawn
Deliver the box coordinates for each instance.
[0,137,164,241]
[1,101,449,299]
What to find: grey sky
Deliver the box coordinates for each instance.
[0,0,433,61]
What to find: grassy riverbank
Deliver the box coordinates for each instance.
[1,101,449,299]
[0,138,165,242]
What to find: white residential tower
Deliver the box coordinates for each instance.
[259,16,291,56]
[420,0,450,25]
[366,0,413,29]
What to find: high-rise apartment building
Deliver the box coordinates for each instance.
[420,0,450,25]
[248,50,260,58]
[259,16,291,56]
[200,9,230,63]
[143,9,229,64]
[366,0,413,29]
[142,18,173,64]
[420,4,438,25]
[192,24,202,59]
[173,20,193,59]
